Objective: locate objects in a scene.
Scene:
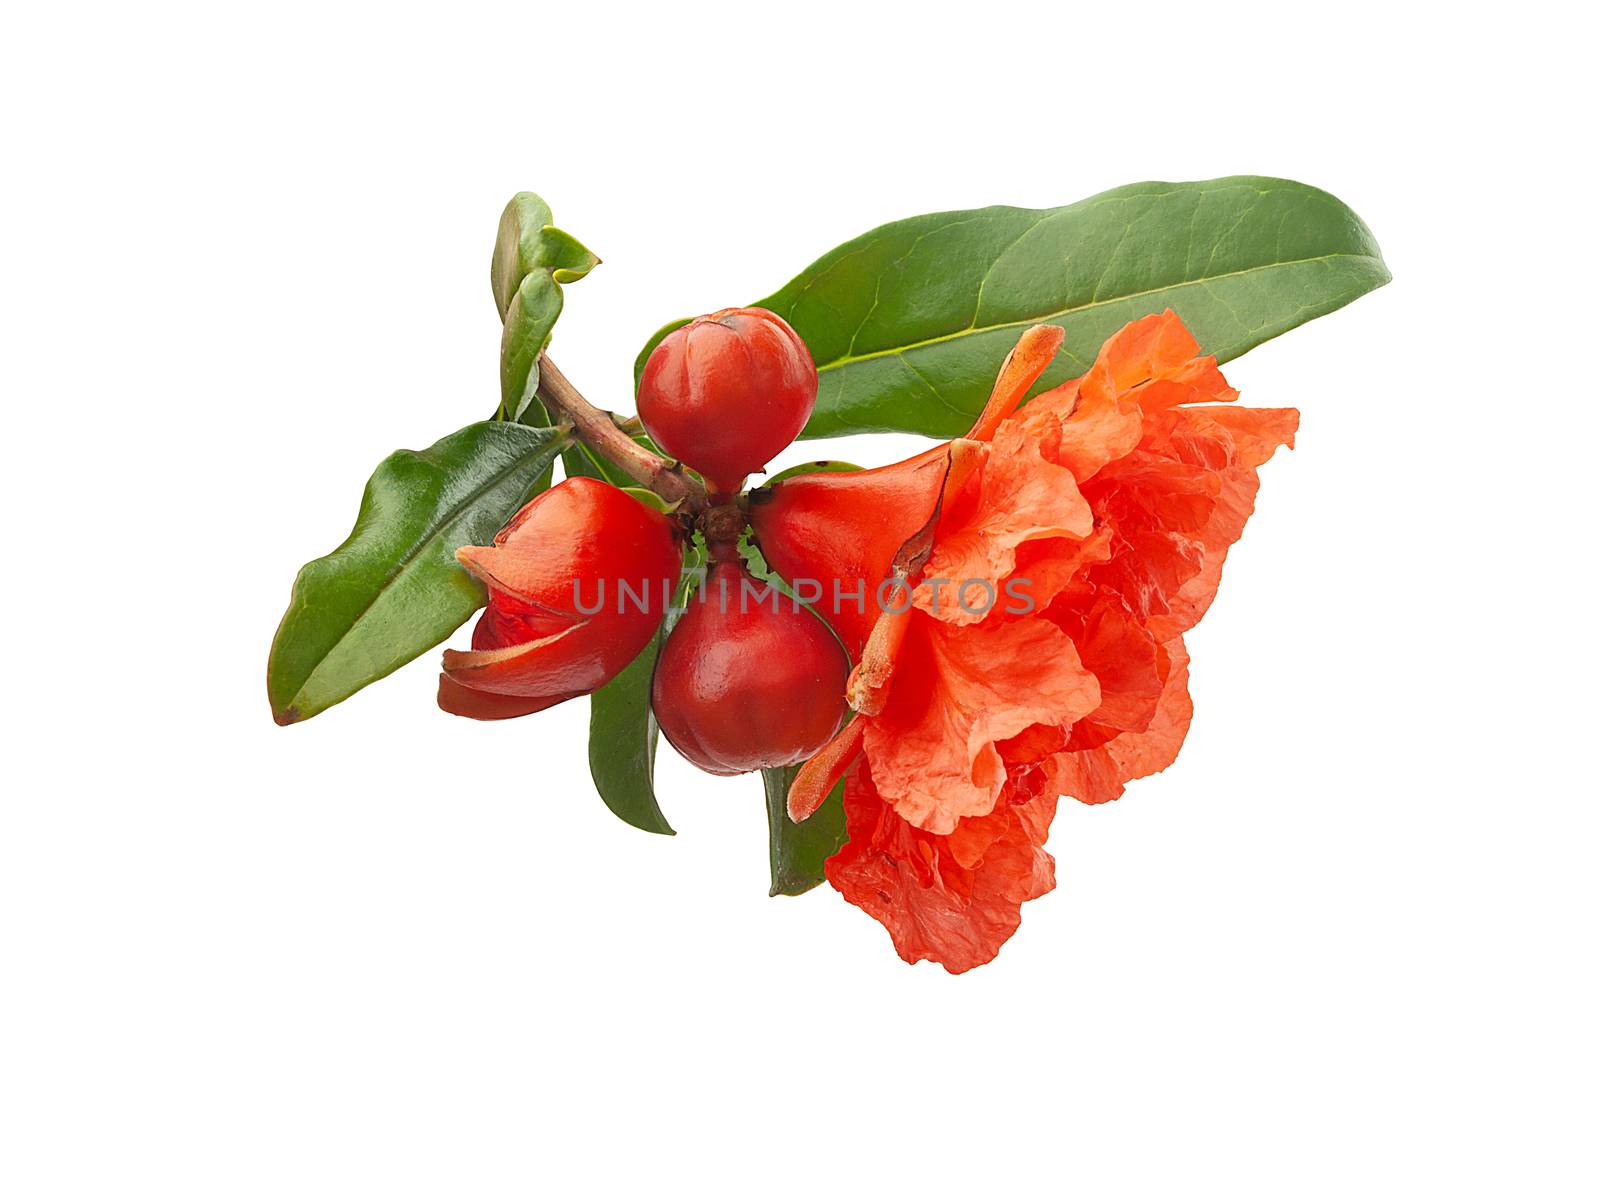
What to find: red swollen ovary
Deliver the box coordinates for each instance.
[651,558,848,775]
[636,307,817,494]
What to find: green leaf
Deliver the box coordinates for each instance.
[762,764,848,897]
[561,439,633,486]
[490,192,599,420]
[514,393,555,430]
[491,193,554,318]
[618,486,672,514]
[491,192,599,315]
[538,227,601,284]
[267,421,565,724]
[501,269,563,420]
[761,459,863,485]
[585,553,704,834]
[638,177,1388,438]
[587,632,674,835]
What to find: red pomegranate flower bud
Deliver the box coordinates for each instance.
[438,477,682,719]
[636,307,817,494]
[751,311,1298,971]
[651,555,849,775]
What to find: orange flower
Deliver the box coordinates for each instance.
[768,311,1297,971]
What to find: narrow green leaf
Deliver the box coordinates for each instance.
[762,764,848,897]
[638,177,1388,437]
[587,633,674,835]
[501,269,563,420]
[762,459,863,485]
[618,486,672,514]
[267,422,564,724]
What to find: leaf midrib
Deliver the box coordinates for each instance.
[813,250,1380,375]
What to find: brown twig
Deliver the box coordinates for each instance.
[535,355,707,513]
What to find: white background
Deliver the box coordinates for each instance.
[3,3,1594,1179]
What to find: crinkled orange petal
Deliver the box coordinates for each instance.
[1158,407,1298,639]
[1032,388,1145,485]
[1045,637,1193,804]
[1104,637,1194,783]
[915,428,1094,625]
[1187,406,1301,466]
[996,722,1068,768]
[1134,354,1236,413]
[1054,597,1166,734]
[1012,309,1241,485]
[1083,404,1297,642]
[825,761,1058,974]
[861,613,1099,834]
[999,526,1114,616]
[944,801,1021,870]
[1094,308,1213,397]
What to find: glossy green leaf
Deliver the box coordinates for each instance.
[587,633,674,835]
[762,763,848,897]
[268,421,565,724]
[638,177,1388,438]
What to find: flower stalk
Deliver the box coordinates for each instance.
[535,355,708,514]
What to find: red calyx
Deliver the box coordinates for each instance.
[439,477,683,719]
[636,307,817,495]
[650,555,848,776]
[745,447,948,660]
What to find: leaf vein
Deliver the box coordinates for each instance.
[815,251,1376,374]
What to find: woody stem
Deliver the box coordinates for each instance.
[535,355,708,513]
